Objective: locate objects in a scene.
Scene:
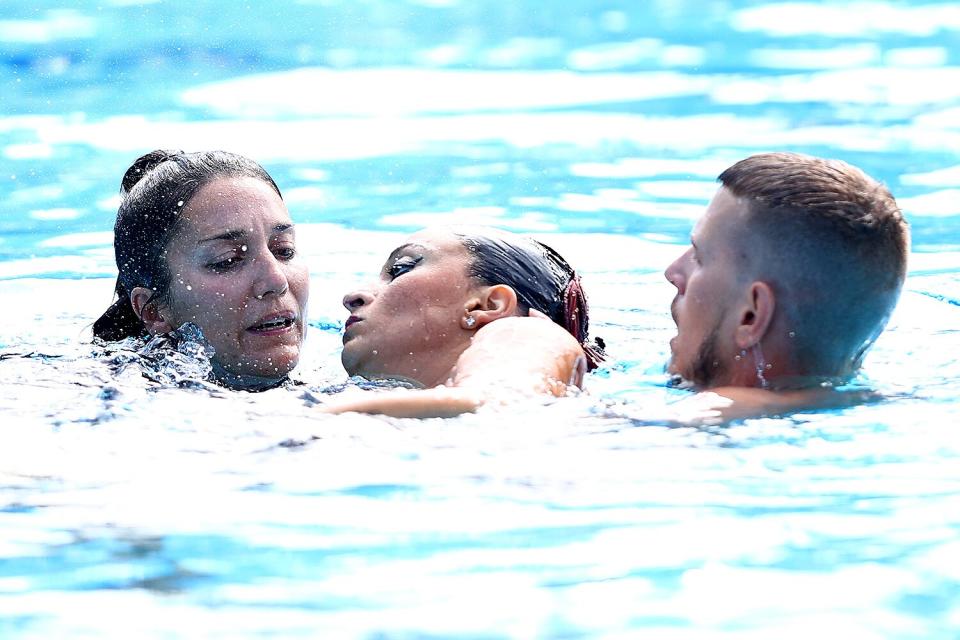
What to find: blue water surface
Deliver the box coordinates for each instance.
[2,1,960,638]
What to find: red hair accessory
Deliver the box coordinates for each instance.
[562,272,605,371]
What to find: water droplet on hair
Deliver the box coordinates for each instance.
[177,200,184,206]
[788,331,796,338]
[241,245,247,252]
[186,285,192,291]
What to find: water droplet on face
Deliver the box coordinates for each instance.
[734,354,741,361]
[789,331,796,338]
[186,285,192,291]
[372,350,378,355]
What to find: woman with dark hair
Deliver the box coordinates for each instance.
[327,226,604,417]
[94,150,309,390]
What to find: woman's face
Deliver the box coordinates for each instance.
[340,228,480,387]
[158,176,309,381]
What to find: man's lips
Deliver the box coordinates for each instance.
[344,315,361,331]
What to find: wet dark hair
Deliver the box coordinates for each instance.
[93,150,282,341]
[458,231,606,370]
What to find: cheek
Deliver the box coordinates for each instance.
[289,267,310,307]
[170,279,245,326]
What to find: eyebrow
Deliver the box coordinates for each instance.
[198,223,294,245]
[386,243,427,263]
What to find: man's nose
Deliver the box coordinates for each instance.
[664,250,688,293]
[342,289,374,311]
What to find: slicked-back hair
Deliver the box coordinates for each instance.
[457,230,605,370]
[719,152,909,375]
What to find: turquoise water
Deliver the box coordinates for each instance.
[2,1,960,637]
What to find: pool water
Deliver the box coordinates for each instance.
[2,1,960,637]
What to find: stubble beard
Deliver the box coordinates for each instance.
[689,322,727,388]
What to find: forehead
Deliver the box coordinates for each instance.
[694,186,750,244]
[181,176,289,232]
[404,227,469,256]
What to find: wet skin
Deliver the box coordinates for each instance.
[155,176,309,381]
[664,187,751,387]
[341,228,484,387]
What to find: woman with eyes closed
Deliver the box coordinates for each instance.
[324,226,605,417]
[93,150,309,390]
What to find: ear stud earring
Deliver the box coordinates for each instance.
[465,315,477,328]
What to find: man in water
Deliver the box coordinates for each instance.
[664,152,909,421]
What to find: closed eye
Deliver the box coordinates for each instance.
[208,254,243,272]
[387,255,423,279]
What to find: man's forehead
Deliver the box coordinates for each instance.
[695,187,748,240]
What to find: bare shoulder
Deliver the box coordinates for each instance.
[452,316,586,396]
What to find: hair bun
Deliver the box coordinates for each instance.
[121,149,183,193]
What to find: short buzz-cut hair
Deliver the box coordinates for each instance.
[718,152,909,376]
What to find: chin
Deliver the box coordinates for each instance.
[340,346,363,377]
[243,348,301,379]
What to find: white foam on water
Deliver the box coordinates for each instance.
[711,67,960,106]
[3,143,54,160]
[749,44,881,69]
[914,106,960,129]
[0,255,112,280]
[732,2,960,37]
[896,189,960,218]
[631,180,718,201]
[481,37,563,68]
[38,231,114,249]
[29,207,82,221]
[180,68,718,117]
[885,47,949,67]
[380,207,558,232]
[0,9,96,43]
[566,39,705,70]
[20,112,803,161]
[901,165,960,187]
[569,157,734,179]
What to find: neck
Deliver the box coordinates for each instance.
[211,361,287,392]
[719,342,853,391]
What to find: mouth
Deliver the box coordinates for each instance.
[247,311,297,336]
[344,315,361,332]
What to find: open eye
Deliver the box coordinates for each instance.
[387,255,423,279]
[274,245,296,261]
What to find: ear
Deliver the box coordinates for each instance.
[130,286,174,335]
[733,281,775,349]
[461,284,518,330]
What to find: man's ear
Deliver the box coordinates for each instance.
[130,286,174,335]
[733,281,775,349]
[461,284,518,330]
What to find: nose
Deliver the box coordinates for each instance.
[254,253,289,300]
[342,289,374,312]
[664,248,689,293]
